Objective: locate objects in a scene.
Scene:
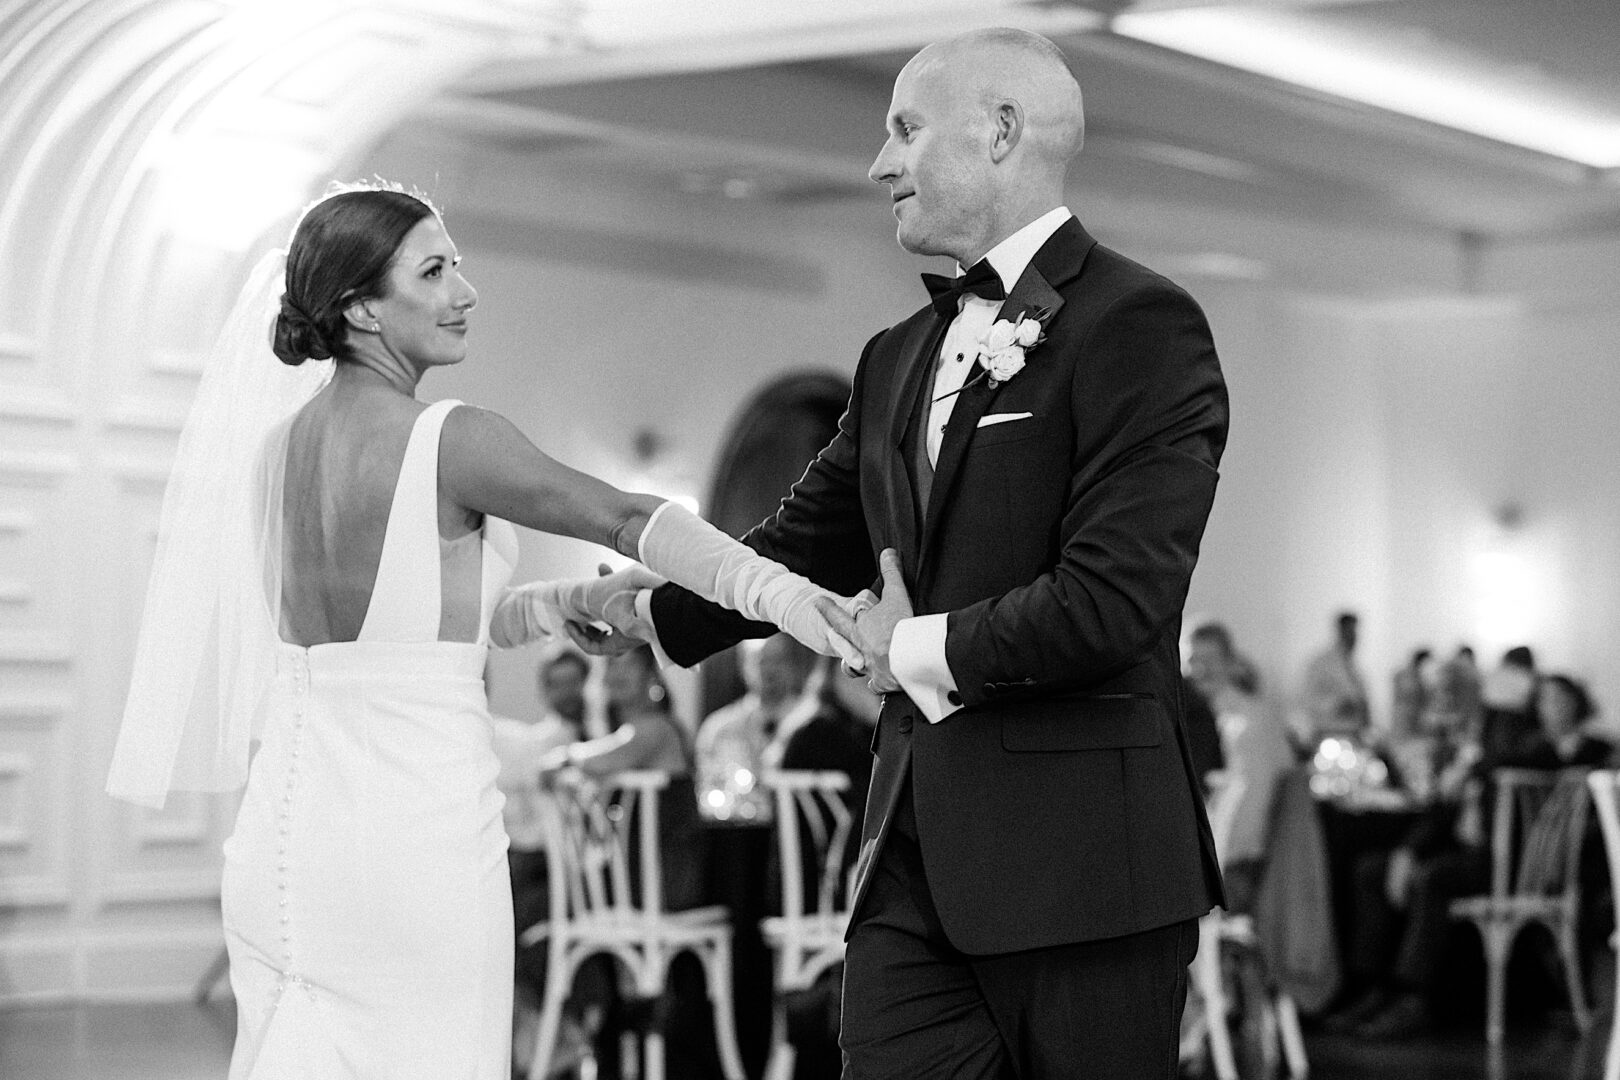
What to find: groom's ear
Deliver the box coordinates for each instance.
[989,99,1023,163]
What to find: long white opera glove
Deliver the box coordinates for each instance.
[489,565,665,648]
[637,501,865,662]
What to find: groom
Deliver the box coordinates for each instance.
[625,28,1227,1078]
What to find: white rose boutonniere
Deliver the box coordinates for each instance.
[984,348,1026,384]
[931,308,1054,404]
[976,315,1046,389]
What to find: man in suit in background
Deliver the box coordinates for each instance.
[628,27,1228,1078]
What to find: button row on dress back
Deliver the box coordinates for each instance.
[275,656,310,990]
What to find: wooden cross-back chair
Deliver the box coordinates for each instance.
[519,769,746,1080]
[760,769,855,1080]
[1450,766,1594,1045]
[1185,769,1310,1080]
[1585,770,1620,1080]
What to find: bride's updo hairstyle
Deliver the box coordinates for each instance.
[273,183,438,366]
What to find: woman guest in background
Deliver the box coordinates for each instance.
[539,643,713,1079]
[1184,621,1294,908]
[107,182,861,1079]
[542,643,706,912]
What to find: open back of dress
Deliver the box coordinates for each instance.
[222,398,519,1080]
[278,398,517,646]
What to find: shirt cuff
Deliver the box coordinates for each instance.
[889,613,961,724]
[634,589,679,671]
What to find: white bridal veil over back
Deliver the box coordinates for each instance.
[108,250,332,808]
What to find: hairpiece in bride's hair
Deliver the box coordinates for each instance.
[307,176,442,220]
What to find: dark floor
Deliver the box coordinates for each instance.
[1308,1023,1611,1080]
[0,1000,1615,1079]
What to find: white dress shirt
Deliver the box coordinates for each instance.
[890,207,1072,723]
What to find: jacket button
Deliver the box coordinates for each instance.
[898,715,913,735]
[947,691,962,707]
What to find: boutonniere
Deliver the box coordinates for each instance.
[934,308,1052,402]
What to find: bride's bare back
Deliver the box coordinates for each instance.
[279,381,483,646]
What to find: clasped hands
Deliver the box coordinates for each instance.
[491,548,915,695]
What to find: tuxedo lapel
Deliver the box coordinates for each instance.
[914,221,1091,579]
[885,312,951,570]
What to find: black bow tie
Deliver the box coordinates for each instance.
[921,261,1005,318]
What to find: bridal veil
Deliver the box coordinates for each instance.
[107,249,331,808]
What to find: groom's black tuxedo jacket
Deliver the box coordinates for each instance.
[652,218,1228,955]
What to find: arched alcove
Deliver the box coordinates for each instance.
[699,370,851,714]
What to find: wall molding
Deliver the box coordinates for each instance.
[0,387,75,424]
[0,450,75,480]
[0,873,73,909]
[0,333,37,365]
[0,635,73,666]
[97,868,221,909]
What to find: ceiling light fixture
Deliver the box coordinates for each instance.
[1112,7,1620,169]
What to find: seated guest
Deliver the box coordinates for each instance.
[776,665,878,1080]
[1332,671,1612,1038]
[1300,610,1371,744]
[691,636,820,1075]
[493,648,590,1075]
[1186,621,1293,909]
[543,644,705,911]
[1180,674,1226,792]
[1391,646,1483,803]
[540,646,709,1079]
[1427,646,1483,736]
[695,634,819,825]
[1480,645,1538,762]
[1389,648,1434,744]
[780,658,879,900]
[495,647,590,931]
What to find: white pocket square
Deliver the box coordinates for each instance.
[977,412,1033,429]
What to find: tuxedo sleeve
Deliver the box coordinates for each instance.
[943,282,1228,706]
[648,334,882,667]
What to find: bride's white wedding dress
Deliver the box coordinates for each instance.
[221,399,518,1079]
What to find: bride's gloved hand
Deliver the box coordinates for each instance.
[488,563,666,649]
[636,501,871,664]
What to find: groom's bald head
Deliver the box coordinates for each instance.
[870,28,1085,264]
[912,28,1085,169]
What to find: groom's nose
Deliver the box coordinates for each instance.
[869,139,900,185]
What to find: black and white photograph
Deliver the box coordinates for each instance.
[1,1,1618,1078]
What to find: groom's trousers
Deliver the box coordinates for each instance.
[839,776,1199,1080]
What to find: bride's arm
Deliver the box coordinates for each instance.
[439,404,658,556]
[438,404,865,660]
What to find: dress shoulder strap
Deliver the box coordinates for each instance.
[356,399,462,642]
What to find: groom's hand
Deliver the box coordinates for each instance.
[564,563,661,656]
[816,549,912,693]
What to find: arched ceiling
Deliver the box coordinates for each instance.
[0,0,573,392]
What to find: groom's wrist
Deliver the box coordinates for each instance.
[632,590,677,670]
[890,613,960,723]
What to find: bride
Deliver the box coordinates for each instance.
[106,182,864,1078]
